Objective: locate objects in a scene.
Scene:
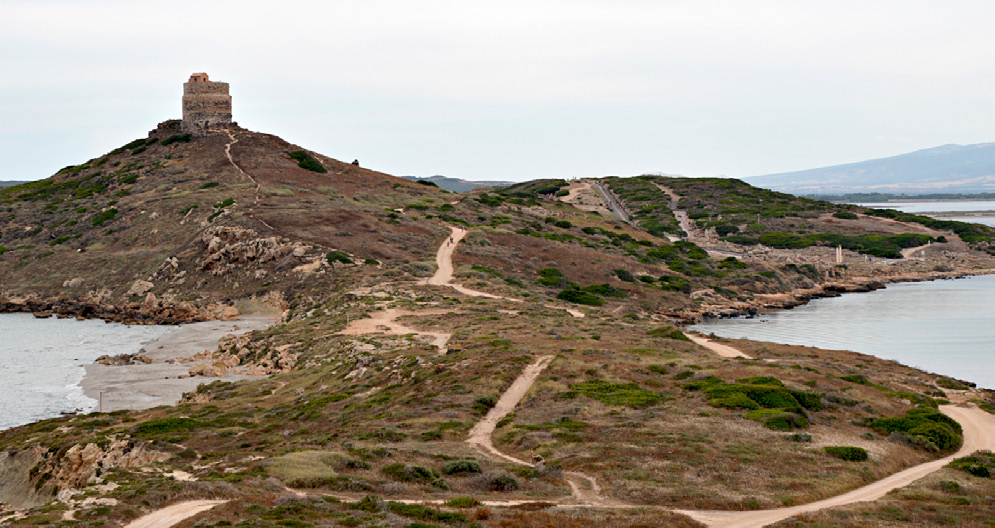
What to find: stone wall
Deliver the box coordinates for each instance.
[181,78,232,135]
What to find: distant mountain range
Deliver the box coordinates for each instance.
[0,181,25,188]
[748,143,995,195]
[400,175,513,193]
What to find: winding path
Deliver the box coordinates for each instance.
[680,404,995,527]
[123,500,227,528]
[687,332,753,359]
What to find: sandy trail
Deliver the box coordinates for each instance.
[687,333,753,359]
[339,308,452,354]
[679,404,995,528]
[123,500,226,528]
[901,243,932,259]
[466,355,555,463]
[426,226,584,317]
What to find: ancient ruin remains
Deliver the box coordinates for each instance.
[181,73,231,135]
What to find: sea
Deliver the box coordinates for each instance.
[0,313,171,431]
[691,274,995,390]
[857,199,995,227]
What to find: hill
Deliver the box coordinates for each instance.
[401,175,514,193]
[748,143,995,195]
[0,126,993,527]
[0,180,24,188]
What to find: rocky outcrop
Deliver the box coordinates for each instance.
[0,292,214,325]
[198,226,314,276]
[0,437,167,509]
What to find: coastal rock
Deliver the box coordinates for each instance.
[220,305,239,321]
[126,280,154,297]
[62,278,84,288]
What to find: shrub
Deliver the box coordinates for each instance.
[745,409,809,431]
[381,463,448,488]
[556,289,604,306]
[326,250,352,265]
[473,395,497,414]
[580,283,627,298]
[553,220,573,229]
[442,460,481,475]
[833,211,859,220]
[710,392,760,410]
[161,133,192,146]
[840,374,871,385]
[91,208,118,227]
[823,446,869,461]
[947,451,994,478]
[613,269,636,282]
[133,417,200,436]
[385,501,466,523]
[288,151,327,173]
[869,409,962,451]
[647,325,690,341]
[488,475,519,491]
[445,496,481,508]
[563,380,661,408]
[786,433,812,443]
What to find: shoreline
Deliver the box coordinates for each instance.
[670,267,995,324]
[80,316,276,413]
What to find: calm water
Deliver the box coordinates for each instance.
[859,200,995,214]
[691,274,995,389]
[0,314,170,430]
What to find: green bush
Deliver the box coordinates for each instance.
[580,283,627,298]
[536,267,569,288]
[840,374,871,385]
[563,380,661,408]
[613,269,636,282]
[556,289,604,306]
[869,408,963,451]
[133,417,200,436]
[326,250,352,265]
[710,392,760,410]
[823,446,869,461]
[161,133,192,146]
[441,460,481,475]
[647,325,690,341]
[488,475,519,491]
[745,409,809,431]
[833,211,859,220]
[381,463,447,488]
[288,151,327,173]
[91,208,118,227]
[386,501,466,523]
[445,496,481,508]
[947,452,994,478]
[472,395,497,414]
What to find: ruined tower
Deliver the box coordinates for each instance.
[181,73,231,135]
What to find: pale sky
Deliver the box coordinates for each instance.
[3,0,995,182]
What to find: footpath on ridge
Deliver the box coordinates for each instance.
[120,223,995,528]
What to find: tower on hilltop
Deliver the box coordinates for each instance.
[181,73,232,135]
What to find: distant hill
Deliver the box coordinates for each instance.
[0,181,25,188]
[400,175,513,193]
[748,143,995,195]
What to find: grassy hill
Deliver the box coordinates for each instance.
[0,126,993,527]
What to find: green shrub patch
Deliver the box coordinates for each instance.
[288,151,327,173]
[687,377,822,429]
[647,325,690,341]
[381,463,449,489]
[562,380,661,408]
[868,408,963,451]
[947,452,994,478]
[823,446,869,461]
[441,460,481,475]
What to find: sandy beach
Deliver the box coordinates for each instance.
[81,316,276,412]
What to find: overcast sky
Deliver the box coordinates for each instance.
[3,0,995,182]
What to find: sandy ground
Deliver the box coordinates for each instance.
[687,333,753,359]
[339,308,452,354]
[123,500,227,528]
[81,316,275,412]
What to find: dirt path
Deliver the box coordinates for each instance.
[901,243,931,259]
[687,333,753,359]
[340,308,452,354]
[123,500,227,528]
[679,404,995,528]
[223,130,276,232]
[467,355,555,463]
[427,226,585,317]
[465,354,616,506]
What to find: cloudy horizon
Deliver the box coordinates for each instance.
[3,0,995,183]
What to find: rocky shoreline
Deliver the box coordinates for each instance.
[666,268,995,325]
[0,293,236,325]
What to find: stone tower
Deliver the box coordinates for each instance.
[181,73,231,135]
